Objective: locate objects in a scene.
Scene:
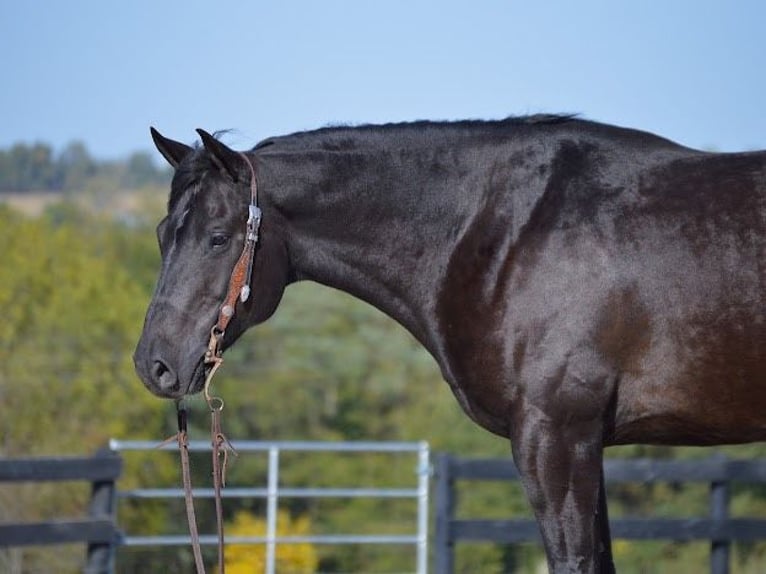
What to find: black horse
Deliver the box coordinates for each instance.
[134,115,766,573]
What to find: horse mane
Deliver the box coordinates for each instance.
[253,114,580,152]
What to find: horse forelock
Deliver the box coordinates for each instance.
[166,149,224,237]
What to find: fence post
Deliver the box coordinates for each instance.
[265,446,280,574]
[85,448,120,574]
[416,442,431,574]
[710,456,730,574]
[434,453,455,574]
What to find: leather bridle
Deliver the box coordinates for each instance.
[173,151,262,574]
[205,151,262,365]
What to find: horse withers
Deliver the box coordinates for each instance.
[134,116,766,573]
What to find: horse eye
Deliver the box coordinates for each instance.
[210,234,230,248]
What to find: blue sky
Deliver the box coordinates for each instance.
[2,1,765,159]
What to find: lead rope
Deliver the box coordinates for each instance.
[175,405,207,573]
[204,358,236,574]
[167,351,236,574]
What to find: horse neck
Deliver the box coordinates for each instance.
[259,145,473,353]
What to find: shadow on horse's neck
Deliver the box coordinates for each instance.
[259,145,473,357]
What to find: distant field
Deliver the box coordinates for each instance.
[0,189,162,218]
[0,191,64,215]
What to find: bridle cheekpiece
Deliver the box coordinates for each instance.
[204,151,262,367]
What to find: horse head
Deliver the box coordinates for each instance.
[133,129,289,398]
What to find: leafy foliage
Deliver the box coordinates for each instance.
[0,205,164,453]
[223,510,318,574]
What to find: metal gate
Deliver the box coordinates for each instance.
[110,439,430,574]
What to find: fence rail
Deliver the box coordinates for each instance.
[110,439,430,574]
[434,453,766,574]
[0,449,122,574]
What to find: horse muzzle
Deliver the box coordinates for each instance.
[133,339,209,399]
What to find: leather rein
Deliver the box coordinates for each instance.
[171,151,262,574]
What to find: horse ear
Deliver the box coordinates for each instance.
[197,129,241,182]
[150,127,192,169]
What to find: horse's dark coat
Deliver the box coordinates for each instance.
[134,116,766,573]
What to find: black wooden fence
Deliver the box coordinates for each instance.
[0,449,122,574]
[6,449,766,573]
[434,453,766,574]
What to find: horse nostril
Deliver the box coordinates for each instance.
[152,359,179,392]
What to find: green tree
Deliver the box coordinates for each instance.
[0,204,170,453]
[121,151,170,188]
[57,140,95,190]
[0,140,169,193]
[0,142,57,190]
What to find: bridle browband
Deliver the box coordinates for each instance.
[172,151,262,574]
